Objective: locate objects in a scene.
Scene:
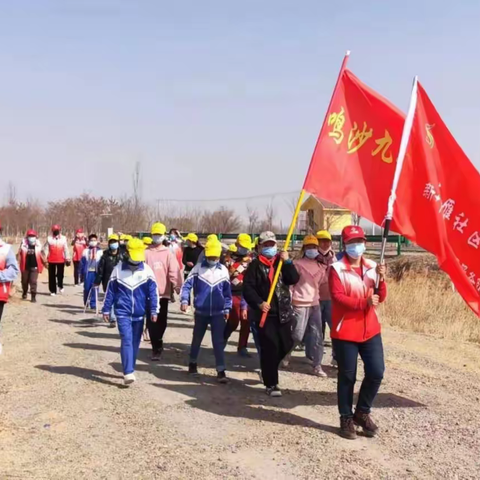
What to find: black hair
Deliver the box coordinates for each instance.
[88,233,98,240]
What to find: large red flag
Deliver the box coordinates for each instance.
[303,69,405,227]
[394,83,480,316]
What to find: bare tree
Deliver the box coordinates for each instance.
[246,205,259,234]
[201,207,242,233]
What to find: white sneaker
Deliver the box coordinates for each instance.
[266,386,282,397]
[50,293,56,297]
[330,358,338,368]
[60,288,65,294]
[313,366,327,377]
[124,373,136,386]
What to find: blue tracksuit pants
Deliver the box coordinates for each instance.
[117,317,144,375]
[83,271,97,308]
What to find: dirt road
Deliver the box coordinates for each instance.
[1,277,480,479]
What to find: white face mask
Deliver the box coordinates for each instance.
[152,235,165,245]
[27,237,37,245]
[319,247,331,255]
[89,240,98,248]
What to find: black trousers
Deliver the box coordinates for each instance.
[48,263,65,294]
[258,313,294,388]
[73,261,83,285]
[0,301,5,322]
[332,334,385,417]
[21,270,39,295]
[146,298,169,352]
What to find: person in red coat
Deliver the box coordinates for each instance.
[72,229,87,286]
[329,225,386,440]
[18,229,44,302]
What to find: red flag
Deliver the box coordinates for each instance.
[303,69,405,227]
[394,83,480,316]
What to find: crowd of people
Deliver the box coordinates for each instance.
[0,221,387,440]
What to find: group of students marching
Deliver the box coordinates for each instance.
[0,221,387,440]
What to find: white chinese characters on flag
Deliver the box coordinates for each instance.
[393,83,480,316]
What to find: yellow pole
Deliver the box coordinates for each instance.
[259,189,306,328]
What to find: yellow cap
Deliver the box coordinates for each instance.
[120,234,128,241]
[316,230,332,241]
[205,240,222,258]
[303,234,319,246]
[186,233,198,243]
[125,234,133,241]
[207,234,218,242]
[151,222,167,235]
[254,237,259,247]
[237,233,252,250]
[143,236,153,245]
[127,237,146,262]
[228,244,237,253]
[108,234,119,241]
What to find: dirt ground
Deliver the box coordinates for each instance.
[1,272,480,480]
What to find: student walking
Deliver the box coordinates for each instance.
[223,233,253,357]
[102,238,159,386]
[181,239,232,383]
[72,229,87,286]
[81,234,103,311]
[18,229,43,303]
[145,223,182,360]
[243,231,299,397]
[329,226,387,440]
[288,235,327,377]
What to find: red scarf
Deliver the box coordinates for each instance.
[258,254,278,284]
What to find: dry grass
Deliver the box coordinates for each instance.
[382,255,480,343]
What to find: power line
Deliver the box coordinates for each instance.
[155,191,299,203]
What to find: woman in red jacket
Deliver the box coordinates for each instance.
[329,226,386,440]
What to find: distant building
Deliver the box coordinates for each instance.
[299,195,352,234]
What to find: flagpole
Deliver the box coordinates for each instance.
[259,50,351,328]
[376,76,419,289]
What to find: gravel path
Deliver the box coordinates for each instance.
[1,276,479,479]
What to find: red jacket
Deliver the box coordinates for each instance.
[329,256,387,343]
[72,238,87,262]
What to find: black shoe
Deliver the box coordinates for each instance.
[339,416,357,440]
[188,363,198,375]
[31,295,37,303]
[353,411,379,437]
[151,349,162,361]
[217,371,228,384]
[22,293,27,300]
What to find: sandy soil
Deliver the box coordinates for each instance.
[1,273,480,479]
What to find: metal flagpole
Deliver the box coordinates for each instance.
[376,76,419,290]
[259,50,351,328]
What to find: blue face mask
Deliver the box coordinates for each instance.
[261,246,277,258]
[345,243,366,259]
[207,260,218,267]
[305,249,319,259]
[27,237,36,246]
[237,246,249,256]
[109,242,119,251]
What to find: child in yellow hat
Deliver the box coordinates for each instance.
[180,240,232,383]
[102,238,159,386]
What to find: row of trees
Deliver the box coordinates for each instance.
[0,192,281,239]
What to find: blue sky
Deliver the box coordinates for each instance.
[0,0,479,221]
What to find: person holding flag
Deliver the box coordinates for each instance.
[329,226,386,440]
[243,231,299,397]
[72,229,87,286]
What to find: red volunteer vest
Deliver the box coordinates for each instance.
[47,235,67,263]
[330,256,381,342]
[19,241,44,274]
[0,243,12,302]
